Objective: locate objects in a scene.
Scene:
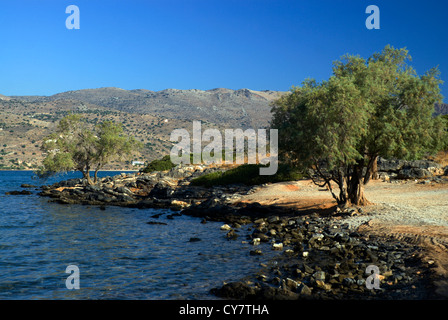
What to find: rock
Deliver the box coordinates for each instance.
[146,221,168,225]
[220,224,232,231]
[226,230,238,240]
[303,264,314,274]
[378,157,443,180]
[297,283,312,296]
[343,278,356,286]
[257,286,299,300]
[170,199,189,209]
[252,231,270,242]
[284,278,300,291]
[267,216,280,223]
[115,186,134,195]
[272,243,283,250]
[85,185,101,193]
[251,238,261,245]
[5,190,32,195]
[315,280,332,291]
[312,271,326,282]
[148,182,175,199]
[116,194,134,202]
[398,168,432,179]
[357,279,366,286]
[378,172,390,182]
[20,184,37,188]
[250,250,263,256]
[211,282,256,299]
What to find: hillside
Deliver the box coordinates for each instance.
[2,87,445,171]
[435,103,448,116]
[11,87,283,129]
[1,87,283,171]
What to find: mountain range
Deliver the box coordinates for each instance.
[9,87,284,129]
[1,87,447,171]
[0,87,284,170]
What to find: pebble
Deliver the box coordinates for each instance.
[220,224,232,231]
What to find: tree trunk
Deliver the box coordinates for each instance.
[82,167,93,185]
[364,155,378,184]
[348,177,370,206]
[94,169,99,184]
[347,164,371,206]
[337,174,348,205]
[371,156,378,180]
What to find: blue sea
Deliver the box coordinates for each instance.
[0,170,275,300]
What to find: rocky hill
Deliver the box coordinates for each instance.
[435,103,448,116]
[11,87,283,130]
[2,87,446,171]
[1,87,283,170]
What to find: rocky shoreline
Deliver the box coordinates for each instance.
[17,161,448,300]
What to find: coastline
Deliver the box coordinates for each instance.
[0,169,139,172]
[14,162,447,300]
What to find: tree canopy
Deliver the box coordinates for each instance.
[38,114,142,184]
[271,45,447,206]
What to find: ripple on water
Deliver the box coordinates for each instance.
[0,171,280,300]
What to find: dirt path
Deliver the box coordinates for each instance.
[236,178,448,297]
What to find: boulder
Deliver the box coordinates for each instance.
[378,157,443,179]
[397,168,432,179]
[20,184,37,188]
[377,158,407,172]
[210,282,256,299]
[5,190,32,195]
[115,186,134,195]
[148,182,174,199]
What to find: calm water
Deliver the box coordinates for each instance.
[0,170,275,300]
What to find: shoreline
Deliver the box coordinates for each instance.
[9,164,448,300]
[0,169,139,172]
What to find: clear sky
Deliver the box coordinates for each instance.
[0,0,447,101]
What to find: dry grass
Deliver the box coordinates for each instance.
[428,150,448,167]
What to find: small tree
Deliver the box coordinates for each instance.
[38,114,142,184]
[271,45,447,206]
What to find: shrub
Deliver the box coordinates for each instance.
[142,155,176,172]
[190,164,304,187]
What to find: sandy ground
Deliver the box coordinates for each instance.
[236,178,448,297]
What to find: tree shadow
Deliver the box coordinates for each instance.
[234,200,338,219]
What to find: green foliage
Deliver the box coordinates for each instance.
[442,114,448,128]
[142,155,176,172]
[190,164,304,187]
[38,114,142,183]
[271,45,447,205]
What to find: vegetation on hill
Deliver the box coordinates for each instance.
[142,155,176,173]
[190,163,304,187]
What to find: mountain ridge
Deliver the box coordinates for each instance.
[8,87,286,129]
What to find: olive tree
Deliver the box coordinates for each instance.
[271,45,447,206]
[39,114,142,184]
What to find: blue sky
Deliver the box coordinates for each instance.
[0,0,447,101]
